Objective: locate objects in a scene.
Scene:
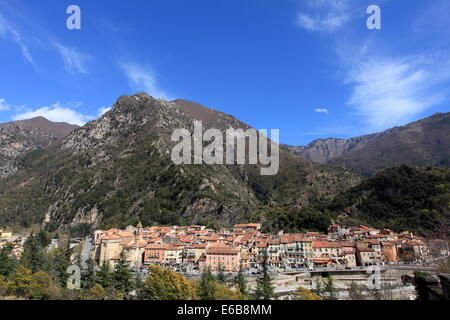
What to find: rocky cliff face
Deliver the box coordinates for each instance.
[330,112,450,176]
[286,112,450,176]
[0,93,360,230]
[0,117,78,178]
[285,127,399,163]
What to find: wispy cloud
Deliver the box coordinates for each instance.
[296,0,351,33]
[315,108,329,114]
[295,1,450,134]
[97,106,111,116]
[119,62,172,100]
[345,54,450,131]
[0,98,11,111]
[13,102,96,126]
[0,13,34,67]
[53,41,90,74]
[0,98,25,112]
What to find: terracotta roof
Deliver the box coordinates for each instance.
[102,234,122,240]
[312,241,342,249]
[189,243,208,249]
[207,247,239,255]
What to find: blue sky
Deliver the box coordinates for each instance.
[0,0,449,145]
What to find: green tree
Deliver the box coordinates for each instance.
[211,281,247,300]
[235,264,248,297]
[37,230,51,248]
[21,235,46,273]
[0,243,17,277]
[95,261,113,288]
[291,286,323,300]
[52,241,73,288]
[217,264,226,285]
[0,274,11,296]
[139,265,196,300]
[112,251,133,295]
[255,252,275,300]
[9,265,33,297]
[313,277,338,300]
[82,257,96,289]
[413,272,429,300]
[347,281,365,300]
[30,271,52,300]
[198,267,216,300]
[196,267,246,300]
[79,284,108,300]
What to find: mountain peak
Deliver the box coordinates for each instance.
[0,116,79,178]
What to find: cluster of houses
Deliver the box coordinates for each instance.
[92,223,450,272]
[0,228,25,259]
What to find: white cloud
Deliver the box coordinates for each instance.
[120,62,172,100]
[53,42,89,74]
[0,98,11,111]
[97,106,111,116]
[345,55,450,131]
[13,102,96,126]
[296,0,350,33]
[315,108,329,114]
[0,13,34,66]
[0,98,25,112]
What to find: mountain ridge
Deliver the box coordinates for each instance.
[0,93,360,231]
[286,112,450,176]
[0,117,78,178]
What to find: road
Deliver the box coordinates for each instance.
[80,236,92,269]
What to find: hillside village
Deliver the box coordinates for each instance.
[93,223,450,272]
[3,223,447,274]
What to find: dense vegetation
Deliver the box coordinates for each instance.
[330,112,450,177]
[0,93,359,232]
[245,166,450,236]
[0,231,253,300]
[323,165,450,236]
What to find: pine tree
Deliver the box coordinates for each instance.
[348,281,365,300]
[53,241,73,288]
[82,257,96,289]
[217,263,226,285]
[198,267,216,300]
[235,264,248,297]
[37,231,51,248]
[21,235,46,273]
[95,261,113,288]
[0,243,17,278]
[255,252,275,300]
[313,277,338,300]
[112,251,133,295]
[323,277,338,300]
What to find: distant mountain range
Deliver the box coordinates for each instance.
[286,112,450,176]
